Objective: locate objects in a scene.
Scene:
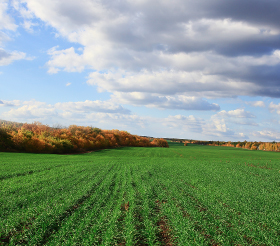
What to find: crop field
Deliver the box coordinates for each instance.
[0,143,280,245]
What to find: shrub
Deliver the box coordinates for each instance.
[151,138,169,148]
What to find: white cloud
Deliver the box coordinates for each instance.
[2,102,56,120]
[162,114,204,133]
[245,101,265,108]
[238,133,249,139]
[112,92,220,111]
[54,100,131,114]
[0,49,27,66]
[253,130,280,140]
[22,20,38,32]
[269,102,280,115]
[161,113,245,139]
[211,108,258,127]
[0,2,29,66]
[87,69,259,98]
[66,82,71,86]
[0,1,17,31]
[0,99,147,130]
[0,99,21,106]
[1,99,131,123]
[47,46,86,73]
[216,109,255,118]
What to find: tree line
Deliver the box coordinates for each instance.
[184,140,280,152]
[0,122,169,154]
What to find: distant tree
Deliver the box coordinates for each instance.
[0,128,14,151]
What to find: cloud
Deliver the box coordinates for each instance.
[211,108,258,127]
[238,132,249,139]
[216,109,256,118]
[0,48,27,66]
[0,1,17,31]
[162,115,204,133]
[87,69,260,98]
[268,102,280,114]
[8,0,279,103]
[2,102,56,120]
[0,99,147,131]
[245,101,265,108]
[1,99,131,123]
[0,2,29,66]
[47,46,87,73]
[112,92,220,111]
[54,100,131,114]
[22,20,38,33]
[0,99,21,107]
[161,114,245,139]
[66,82,71,86]
[253,130,280,140]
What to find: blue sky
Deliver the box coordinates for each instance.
[1,0,280,141]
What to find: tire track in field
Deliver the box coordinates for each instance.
[139,170,176,245]
[2,165,114,245]
[114,169,129,246]
[0,163,73,181]
[130,179,148,246]
[115,193,129,246]
[146,175,175,246]
[155,200,175,246]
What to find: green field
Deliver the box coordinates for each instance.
[1,143,279,245]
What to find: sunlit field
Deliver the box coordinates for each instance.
[1,143,279,245]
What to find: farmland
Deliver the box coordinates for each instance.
[0,142,280,245]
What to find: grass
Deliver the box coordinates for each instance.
[0,142,280,245]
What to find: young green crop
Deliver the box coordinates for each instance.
[1,143,280,245]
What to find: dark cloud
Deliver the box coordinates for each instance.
[215,38,280,57]
[206,0,280,29]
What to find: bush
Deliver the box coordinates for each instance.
[151,138,169,148]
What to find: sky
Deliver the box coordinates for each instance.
[1,0,280,141]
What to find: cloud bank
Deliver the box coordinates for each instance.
[10,0,280,111]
